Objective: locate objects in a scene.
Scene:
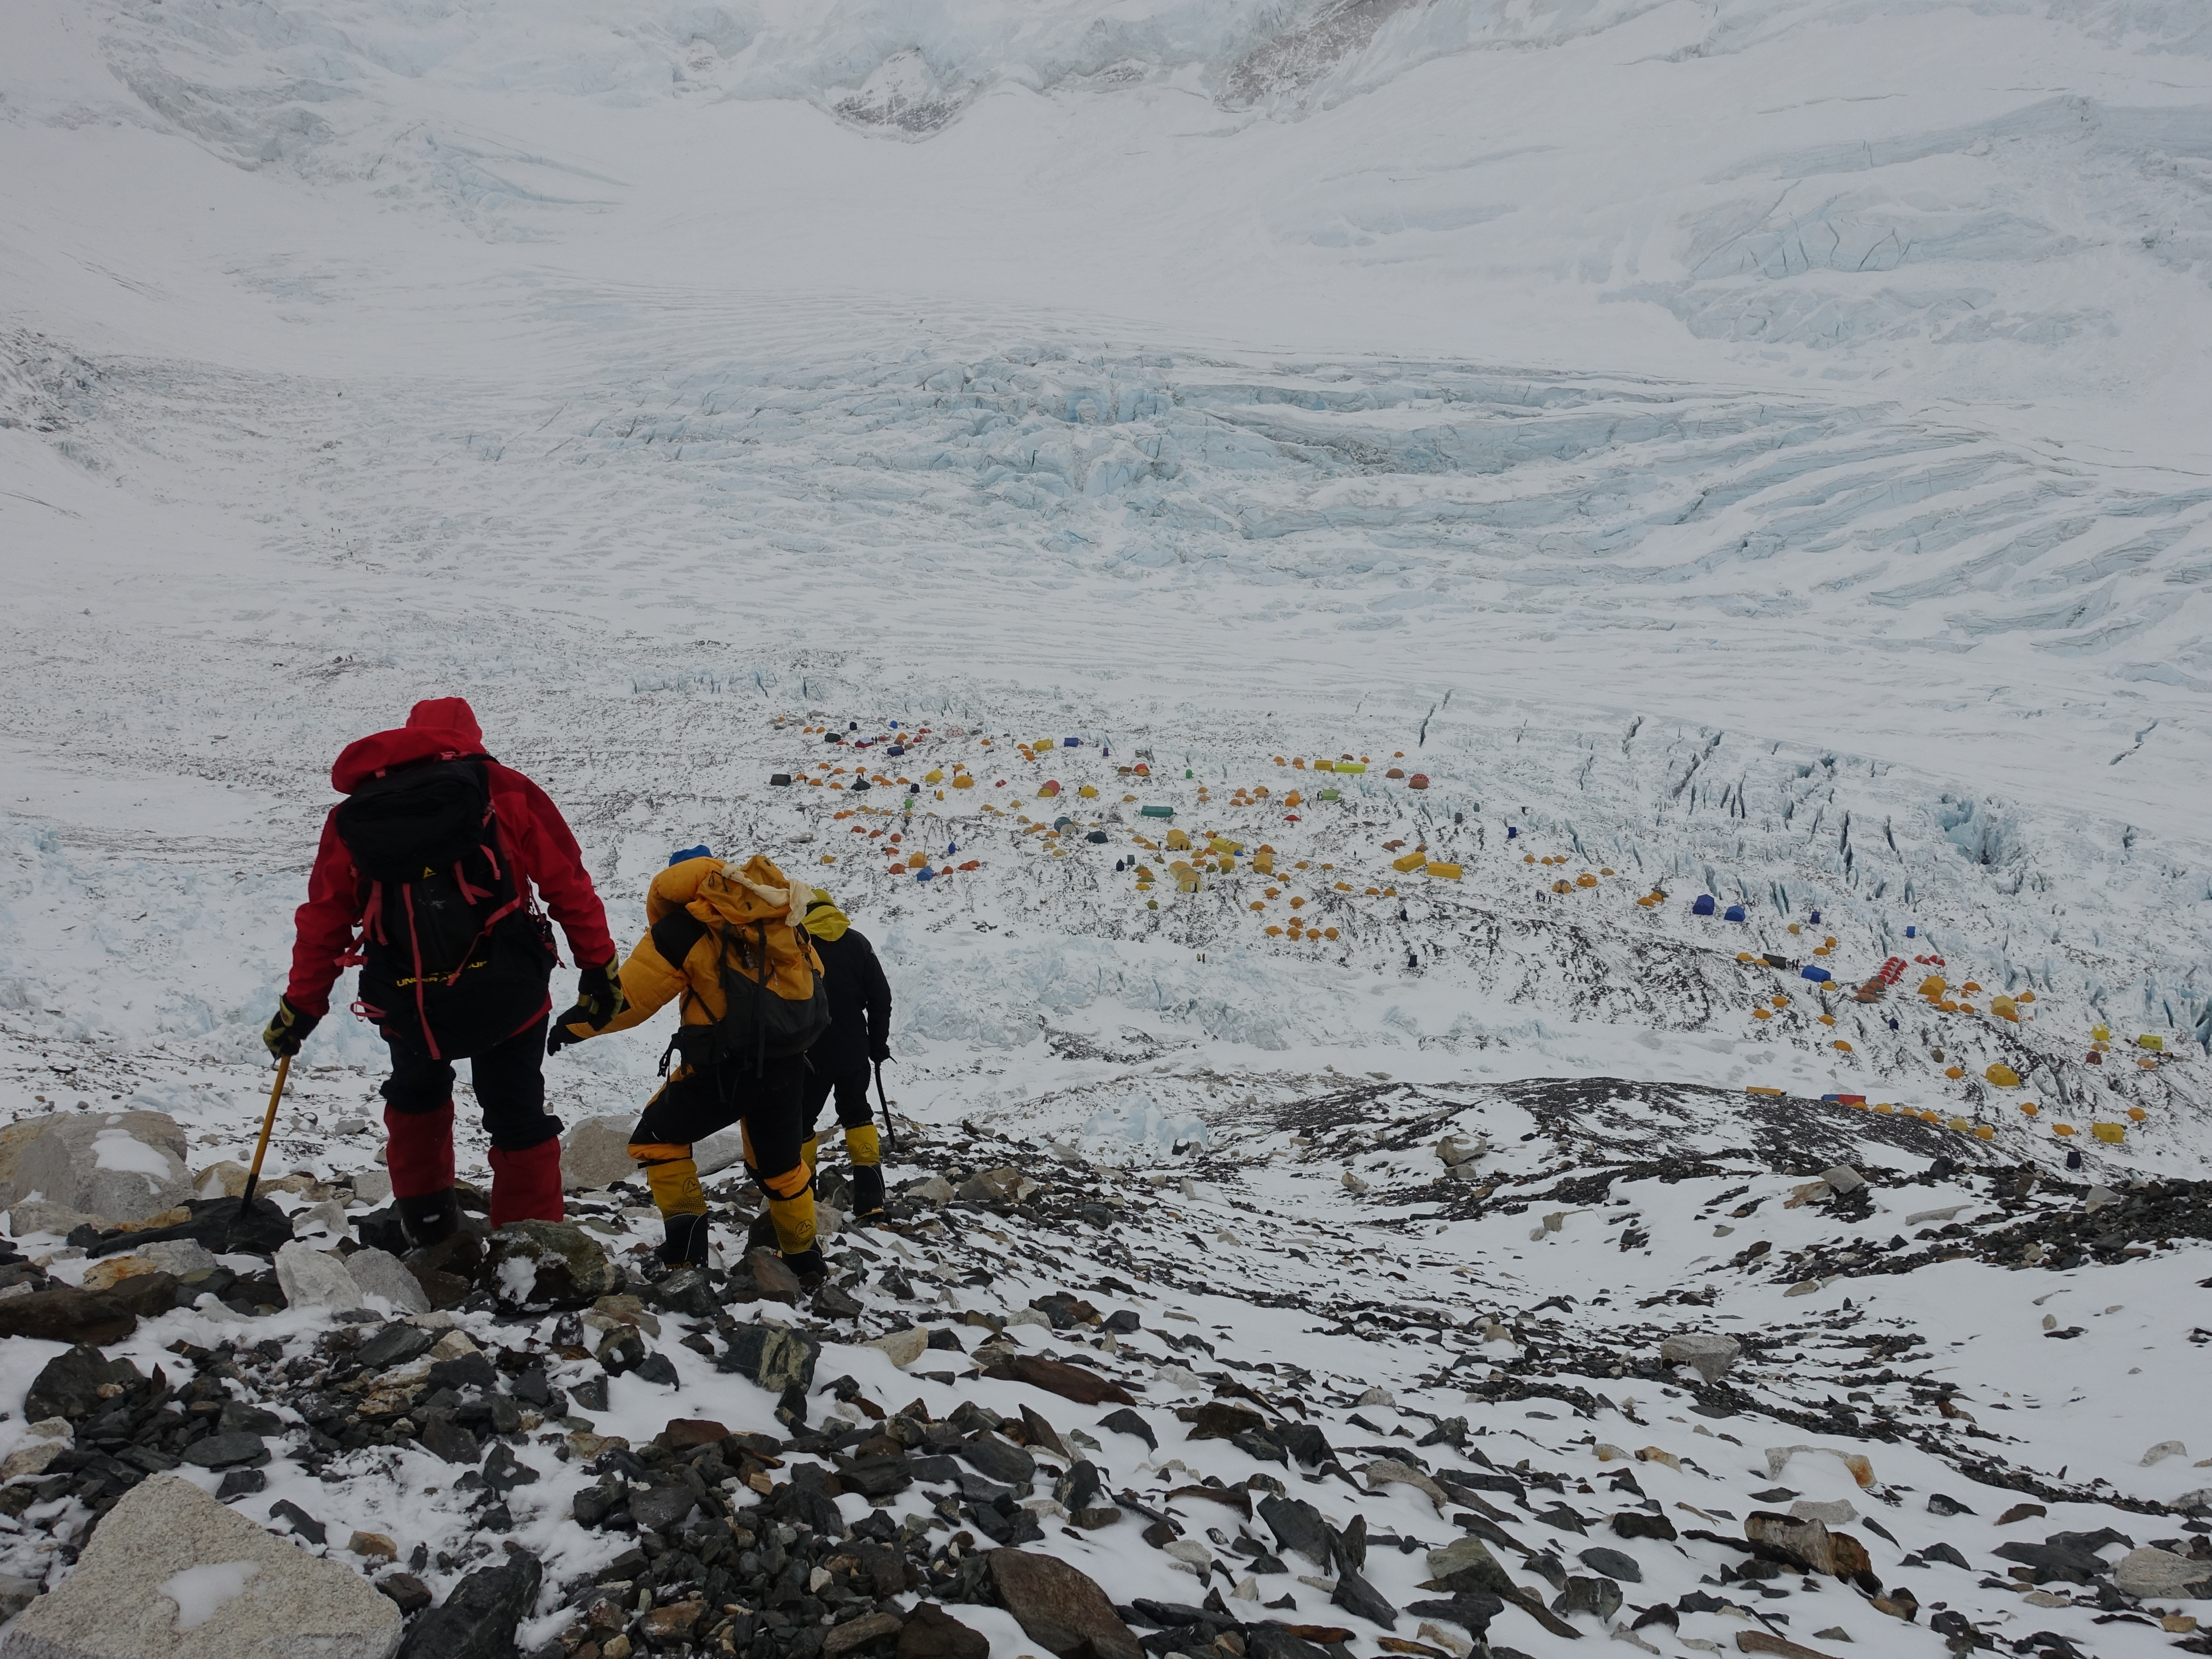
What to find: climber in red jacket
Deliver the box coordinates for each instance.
[263,697,621,1246]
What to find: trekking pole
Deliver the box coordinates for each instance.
[872,1059,897,1155]
[238,1055,291,1224]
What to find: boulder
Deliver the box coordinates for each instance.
[6,1201,102,1238]
[344,1249,432,1316]
[824,1611,905,1658]
[866,1327,929,1369]
[137,1239,219,1277]
[1659,1332,1740,1383]
[0,1286,138,1347]
[904,1176,955,1206]
[2113,1547,2212,1600]
[694,1124,747,1178]
[393,1547,541,1659]
[899,1605,989,1659]
[558,1117,638,1193]
[0,1111,191,1225]
[484,1221,618,1310]
[985,1548,1141,1659]
[1421,1536,1518,1599]
[1743,1512,1872,1581]
[747,1248,803,1306]
[0,1473,400,1659]
[193,1162,251,1199]
[25,1346,141,1425]
[0,1419,74,1482]
[980,1354,1136,1407]
[273,1242,363,1313]
[350,1170,393,1206]
[719,1322,820,1394]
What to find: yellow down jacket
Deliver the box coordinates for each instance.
[567,854,824,1041]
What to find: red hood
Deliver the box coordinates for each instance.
[330,697,490,794]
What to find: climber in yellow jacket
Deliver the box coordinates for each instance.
[552,846,830,1284]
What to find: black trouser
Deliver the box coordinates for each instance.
[627,1050,814,1252]
[803,1062,874,1138]
[381,1014,556,1151]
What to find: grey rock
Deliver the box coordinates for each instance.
[343,1249,432,1316]
[2112,1546,2212,1599]
[415,1411,480,1467]
[137,1240,218,1277]
[2083,1184,2121,1213]
[904,1176,955,1205]
[0,1111,192,1226]
[180,1432,268,1471]
[866,1327,929,1369]
[0,1421,73,1483]
[985,1548,1141,1659]
[1262,1494,1337,1569]
[955,1434,1036,1488]
[0,1575,38,1622]
[652,1266,720,1321]
[1819,1164,1866,1194]
[1422,1535,1518,1599]
[1658,1332,1740,1383]
[5,1202,101,1238]
[0,1473,399,1659]
[719,1321,820,1394]
[273,1242,362,1312]
[692,1123,748,1178]
[629,1487,699,1532]
[1576,1547,1641,1584]
[350,1170,393,1207]
[1555,1574,1622,1622]
[484,1221,618,1310]
[558,1116,638,1193]
[1789,1498,1859,1525]
[25,1346,140,1424]
[898,1603,989,1659]
[1331,1565,1398,1629]
[393,1548,540,1659]
[747,1247,803,1306]
[355,1322,437,1371]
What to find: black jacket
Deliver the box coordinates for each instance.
[808,926,891,1076]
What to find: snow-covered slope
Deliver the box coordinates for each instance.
[2,1,2211,1654]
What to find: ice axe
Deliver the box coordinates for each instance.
[237,1054,291,1226]
[872,1058,897,1154]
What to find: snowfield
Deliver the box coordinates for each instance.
[2,1,2211,1657]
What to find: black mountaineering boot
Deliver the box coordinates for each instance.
[396,1188,461,1250]
[782,1245,828,1290]
[849,1164,887,1222]
[660,1212,711,1272]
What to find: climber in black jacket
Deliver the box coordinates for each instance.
[799,890,894,1220]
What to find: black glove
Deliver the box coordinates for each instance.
[263,997,318,1060]
[870,1040,891,1065]
[576,960,627,1030]
[547,1012,589,1055]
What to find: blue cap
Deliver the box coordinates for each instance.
[669,845,711,866]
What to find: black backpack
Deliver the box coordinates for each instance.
[650,906,830,1080]
[334,759,554,1057]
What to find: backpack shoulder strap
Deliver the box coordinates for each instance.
[651,907,710,974]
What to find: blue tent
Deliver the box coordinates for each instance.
[1724,904,1747,922]
[1692,894,1716,916]
[1801,965,1832,984]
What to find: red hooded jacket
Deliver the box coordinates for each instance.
[285,698,617,1020]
